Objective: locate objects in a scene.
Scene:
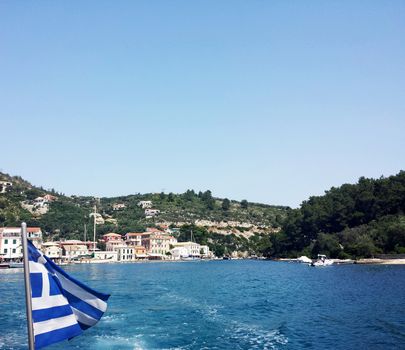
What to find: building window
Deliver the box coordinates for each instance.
[13,239,17,245]
[12,249,16,254]
[4,249,8,254]
[4,239,8,244]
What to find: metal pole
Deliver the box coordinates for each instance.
[21,222,35,350]
[93,205,96,253]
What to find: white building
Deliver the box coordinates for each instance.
[0,227,42,261]
[145,209,160,217]
[116,246,135,262]
[199,245,211,258]
[0,181,12,193]
[112,203,126,211]
[41,242,62,259]
[94,251,118,261]
[34,197,47,207]
[138,201,152,209]
[171,242,211,259]
[172,241,202,258]
[60,240,89,260]
[170,246,189,260]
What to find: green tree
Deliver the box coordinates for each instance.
[206,198,215,210]
[183,190,195,201]
[241,200,248,209]
[311,233,342,258]
[222,198,230,211]
[201,190,213,202]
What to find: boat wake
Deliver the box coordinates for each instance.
[163,292,288,349]
[93,334,147,350]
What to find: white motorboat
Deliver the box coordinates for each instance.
[9,262,24,268]
[311,254,334,267]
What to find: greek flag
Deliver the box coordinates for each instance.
[28,241,110,349]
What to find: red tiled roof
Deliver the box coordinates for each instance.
[125,232,145,236]
[0,227,41,232]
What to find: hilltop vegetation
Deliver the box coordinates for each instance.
[100,190,286,229]
[269,171,405,258]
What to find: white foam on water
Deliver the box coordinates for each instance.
[0,333,27,350]
[162,291,288,349]
[93,334,147,350]
[226,321,288,349]
[102,313,126,323]
[9,310,26,321]
[163,292,221,321]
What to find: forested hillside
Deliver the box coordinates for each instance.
[2,170,404,259]
[270,171,405,258]
[0,172,287,245]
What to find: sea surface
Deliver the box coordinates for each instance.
[1,260,405,350]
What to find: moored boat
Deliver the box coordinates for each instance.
[9,262,24,268]
[310,254,334,267]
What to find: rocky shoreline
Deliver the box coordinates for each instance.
[275,257,405,265]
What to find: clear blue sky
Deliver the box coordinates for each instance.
[1,1,404,208]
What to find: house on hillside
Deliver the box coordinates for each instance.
[34,197,47,207]
[43,194,57,202]
[145,209,160,218]
[113,203,126,211]
[138,200,152,209]
[0,181,12,193]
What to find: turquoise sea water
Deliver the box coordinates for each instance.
[1,260,405,350]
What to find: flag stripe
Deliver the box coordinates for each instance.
[55,270,108,311]
[32,304,74,323]
[71,307,98,326]
[45,256,110,301]
[31,273,43,298]
[29,260,46,273]
[32,294,69,311]
[35,324,82,350]
[34,314,79,336]
[77,321,91,330]
[63,290,104,320]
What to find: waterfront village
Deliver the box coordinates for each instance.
[0,225,213,265]
[0,189,278,265]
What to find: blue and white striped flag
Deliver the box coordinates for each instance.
[28,241,110,349]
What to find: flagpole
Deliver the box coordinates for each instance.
[93,205,96,253]
[21,222,35,350]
